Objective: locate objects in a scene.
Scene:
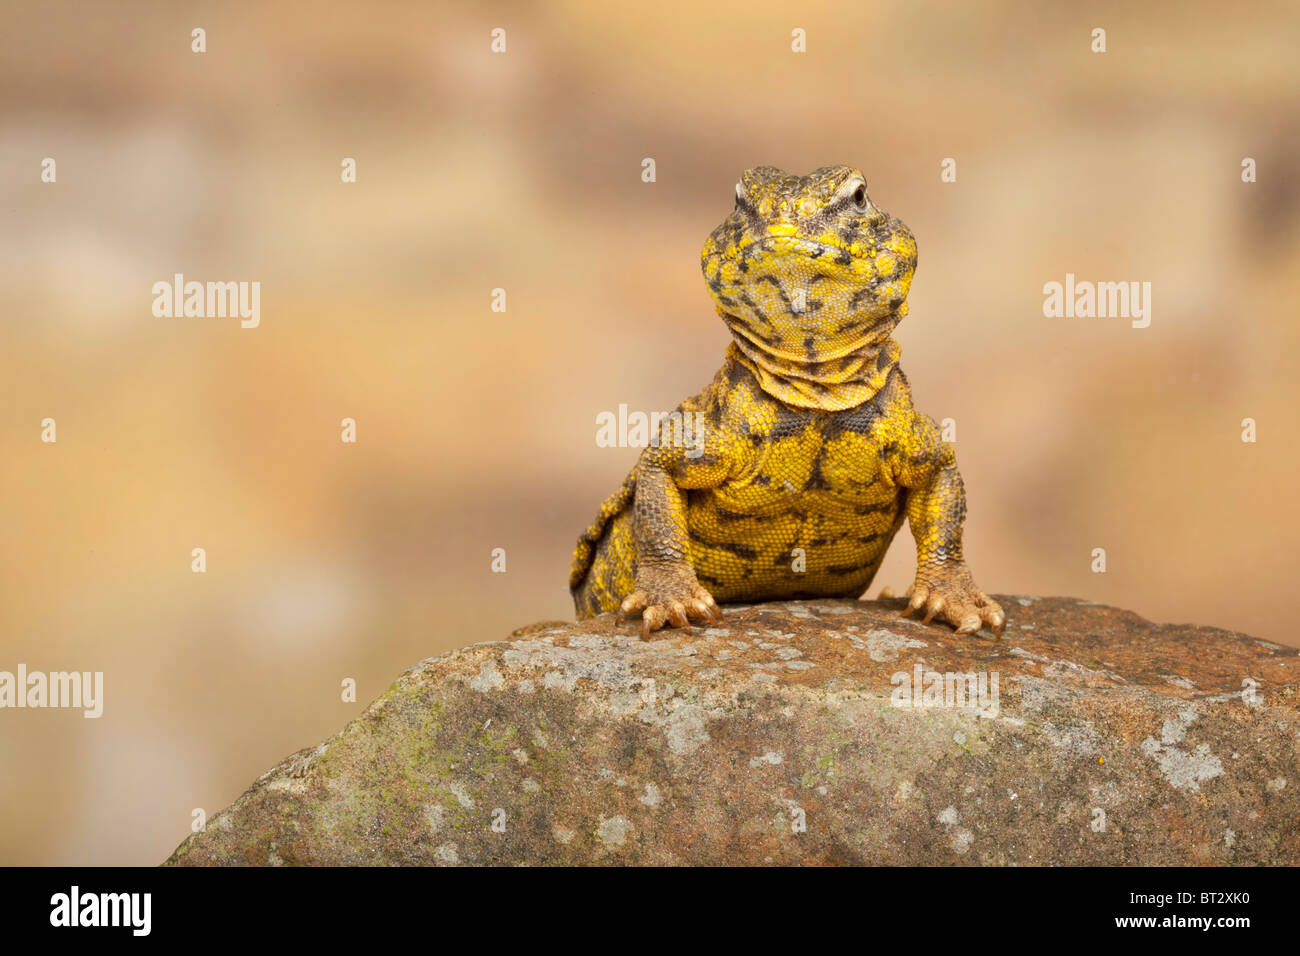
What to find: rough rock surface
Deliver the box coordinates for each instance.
[166,597,1299,865]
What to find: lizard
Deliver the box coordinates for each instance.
[569,165,1004,641]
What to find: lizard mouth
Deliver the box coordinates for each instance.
[718,230,916,281]
[725,234,858,266]
[701,214,918,327]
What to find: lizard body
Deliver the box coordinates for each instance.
[570,166,1003,639]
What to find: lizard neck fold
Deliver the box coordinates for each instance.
[720,304,905,411]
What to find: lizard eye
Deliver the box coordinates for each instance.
[852,184,868,210]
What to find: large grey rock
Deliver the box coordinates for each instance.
[166,597,1299,865]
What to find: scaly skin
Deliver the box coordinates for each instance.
[570,166,1004,640]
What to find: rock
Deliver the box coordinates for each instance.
[165,597,1300,865]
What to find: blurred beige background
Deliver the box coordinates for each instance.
[1,0,1297,865]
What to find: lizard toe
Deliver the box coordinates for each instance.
[616,590,648,624]
[982,603,1006,638]
[640,605,670,640]
[683,599,717,624]
[690,586,724,623]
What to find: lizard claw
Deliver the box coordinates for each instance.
[616,562,720,640]
[905,562,1005,639]
[902,586,926,617]
[921,596,944,625]
[615,589,647,625]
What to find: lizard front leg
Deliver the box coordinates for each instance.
[615,457,724,639]
[903,461,1004,636]
[888,409,1005,638]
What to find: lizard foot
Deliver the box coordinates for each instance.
[615,561,722,640]
[903,561,1005,638]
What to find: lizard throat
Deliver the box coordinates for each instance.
[718,305,904,411]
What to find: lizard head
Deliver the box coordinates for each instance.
[701,165,917,366]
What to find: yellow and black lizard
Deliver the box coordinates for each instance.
[570,165,1004,640]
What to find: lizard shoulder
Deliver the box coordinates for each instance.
[860,368,953,483]
[637,358,749,486]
